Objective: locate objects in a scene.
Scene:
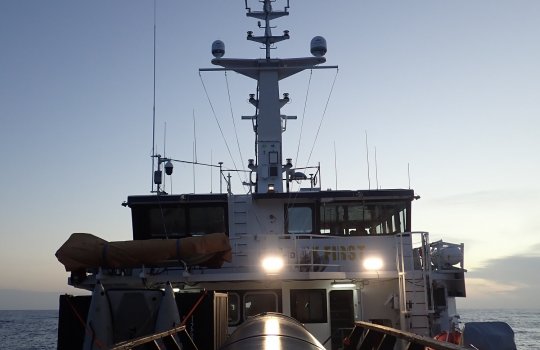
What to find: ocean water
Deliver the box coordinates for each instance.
[0,310,57,350]
[0,309,538,349]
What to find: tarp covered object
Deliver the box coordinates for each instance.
[56,232,232,272]
[462,321,516,350]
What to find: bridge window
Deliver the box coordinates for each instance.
[290,289,327,323]
[244,292,278,318]
[189,206,226,236]
[319,202,409,236]
[228,293,241,326]
[131,203,227,239]
[142,206,187,238]
[286,206,313,234]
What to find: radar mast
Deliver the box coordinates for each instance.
[207,0,330,193]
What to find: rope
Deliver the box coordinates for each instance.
[224,71,247,183]
[65,296,108,349]
[285,68,338,233]
[199,71,244,190]
[180,290,208,327]
[304,68,339,170]
[294,69,313,167]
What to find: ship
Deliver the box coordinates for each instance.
[56,1,473,349]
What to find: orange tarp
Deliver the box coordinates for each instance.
[56,232,232,272]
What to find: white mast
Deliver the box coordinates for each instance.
[208,0,328,193]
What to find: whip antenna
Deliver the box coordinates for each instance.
[193,109,197,193]
[334,140,338,190]
[150,0,157,192]
[408,162,411,189]
[375,146,379,189]
[365,130,371,189]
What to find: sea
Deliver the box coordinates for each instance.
[0,309,538,349]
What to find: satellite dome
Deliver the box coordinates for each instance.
[212,40,225,58]
[310,36,327,57]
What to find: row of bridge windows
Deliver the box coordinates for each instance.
[286,201,410,236]
[131,200,409,239]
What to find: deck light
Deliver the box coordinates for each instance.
[331,281,356,288]
[261,256,284,274]
[363,257,383,271]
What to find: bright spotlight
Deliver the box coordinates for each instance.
[363,257,383,271]
[262,256,284,274]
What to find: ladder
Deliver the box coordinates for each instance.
[396,232,434,336]
[230,195,250,261]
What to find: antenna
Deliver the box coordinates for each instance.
[210,149,213,193]
[365,130,371,190]
[150,0,157,192]
[193,109,197,193]
[333,140,338,190]
[163,122,167,156]
[374,146,379,189]
[408,163,411,189]
[163,121,167,190]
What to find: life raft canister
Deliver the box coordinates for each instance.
[426,330,462,350]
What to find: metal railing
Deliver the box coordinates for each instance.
[109,324,197,350]
[344,321,467,350]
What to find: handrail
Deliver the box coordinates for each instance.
[109,291,208,350]
[109,324,197,350]
[344,321,467,350]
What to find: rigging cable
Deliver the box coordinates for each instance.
[285,68,338,215]
[224,71,247,183]
[199,71,244,189]
[294,69,313,167]
[304,68,339,173]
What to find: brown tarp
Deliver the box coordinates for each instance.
[56,232,232,272]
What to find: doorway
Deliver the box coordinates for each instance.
[329,289,354,350]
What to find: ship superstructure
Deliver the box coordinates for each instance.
[56,2,466,350]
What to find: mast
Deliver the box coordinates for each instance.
[207,0,329,193]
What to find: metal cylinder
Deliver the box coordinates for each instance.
[219,312,326,350]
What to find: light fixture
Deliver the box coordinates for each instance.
[284,158,293,170]
[248,159,256,170]
[164,160,173,175]
[363,257,383,271]
[267,184,275,193]
[261,256,284,274]
[331,280,356,288]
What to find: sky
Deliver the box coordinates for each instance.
[0,0,539,310]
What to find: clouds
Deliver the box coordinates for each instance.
[415,188,540,272]
[458,248,540,309]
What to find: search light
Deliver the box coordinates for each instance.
[261,256,284,274]
[363,257,383,271]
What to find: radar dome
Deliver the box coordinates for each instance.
[310,36,327,57]
[212,40,225,58]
